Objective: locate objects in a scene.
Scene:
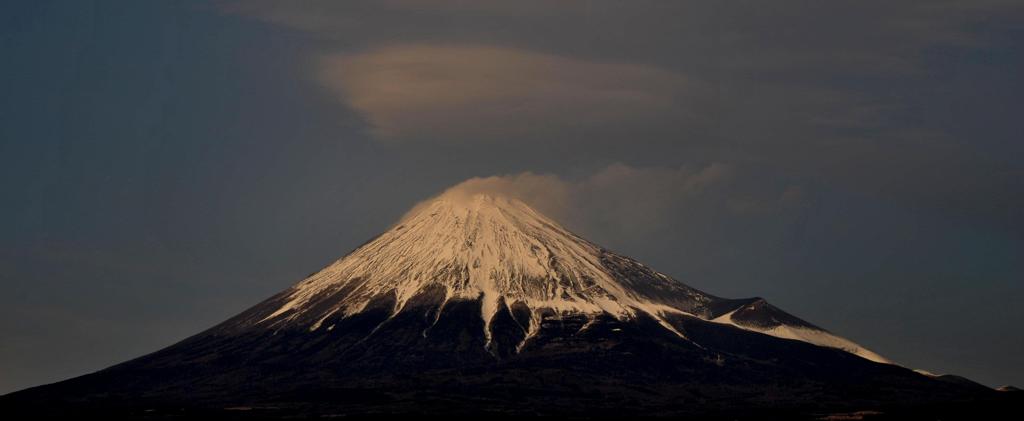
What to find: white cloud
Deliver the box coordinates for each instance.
[318,44,693,143]
[429,163,745,238]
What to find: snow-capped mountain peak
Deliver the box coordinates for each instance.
[12,187,1000,418]
[247,188,889,364]
[258,191,692,341]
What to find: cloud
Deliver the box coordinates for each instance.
[318,45,694,143]
[427,162,809,243]
[431,171,572,214]
[221,0,1024,229]
[224,1,1023,76]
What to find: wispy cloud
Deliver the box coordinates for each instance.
[432,162,805,245]
[318,45,694,143]
[216,0,1024,230]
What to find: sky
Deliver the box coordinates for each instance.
[1,0,1022,393]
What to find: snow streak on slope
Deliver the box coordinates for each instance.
[712,308,892,364]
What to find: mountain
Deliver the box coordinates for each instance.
[1,190,1007,419]
[225,192,888,363]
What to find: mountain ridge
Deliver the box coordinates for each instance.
[242,189,889,363]
[1,187,998,418]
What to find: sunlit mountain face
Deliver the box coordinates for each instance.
[2,188,1007,419]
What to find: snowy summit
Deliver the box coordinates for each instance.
[10,183,991,418]
[250,186,889,363]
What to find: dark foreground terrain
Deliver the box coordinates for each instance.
[3,395,1023,421]
[3,293,1019,419]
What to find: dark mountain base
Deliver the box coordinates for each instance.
[2,295,1010,419]
[4,394,1021,421]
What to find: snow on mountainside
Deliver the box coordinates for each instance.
[712,301,892,364]
[250,186,891,364]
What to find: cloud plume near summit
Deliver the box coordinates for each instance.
[425,162,803,247]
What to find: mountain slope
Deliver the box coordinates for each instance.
[712,298,891,364]
[254,194,704,336]
[226,191,885,362]
[1,189,997,418]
